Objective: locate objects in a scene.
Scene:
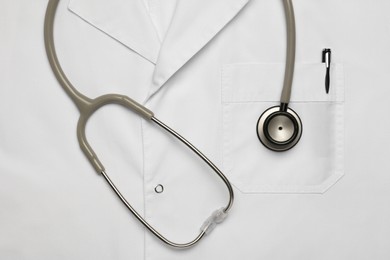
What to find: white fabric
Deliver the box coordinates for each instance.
[145,0,178,41]
[1,0,390,259]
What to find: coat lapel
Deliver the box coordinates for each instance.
[145,0,251,101]
[68,0,161,64]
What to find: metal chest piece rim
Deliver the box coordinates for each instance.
[257,105,303,152]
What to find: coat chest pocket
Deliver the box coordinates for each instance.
[221,63,344,193]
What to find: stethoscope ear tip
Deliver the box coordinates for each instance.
[257,105,302,152]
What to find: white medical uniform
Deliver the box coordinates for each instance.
[1,0,390,259]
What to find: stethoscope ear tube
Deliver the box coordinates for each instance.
[75,95,155,173]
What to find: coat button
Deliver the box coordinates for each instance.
[154,184,164,194]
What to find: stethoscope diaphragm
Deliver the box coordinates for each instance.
[257,105,302,152]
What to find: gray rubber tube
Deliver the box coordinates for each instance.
[44,0,154,118]
[44,0,91,112]
[44,0,154,172]
[280,0,296,104]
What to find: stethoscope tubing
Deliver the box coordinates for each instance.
[281,0,296,106]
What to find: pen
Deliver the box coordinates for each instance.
[322,48,331,94]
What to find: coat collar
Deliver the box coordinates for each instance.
[147,0,251,101]
[68,0,251,101]
[68,0,161,64]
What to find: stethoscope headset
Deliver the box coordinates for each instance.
[44,0,301,249]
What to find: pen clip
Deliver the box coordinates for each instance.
[322,48,331,68]
[322,48,332,94]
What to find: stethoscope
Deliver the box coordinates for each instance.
[44,0,301,249]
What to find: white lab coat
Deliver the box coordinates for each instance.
[1,0,390,259]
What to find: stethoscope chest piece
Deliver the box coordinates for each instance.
[257,106,302,152]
